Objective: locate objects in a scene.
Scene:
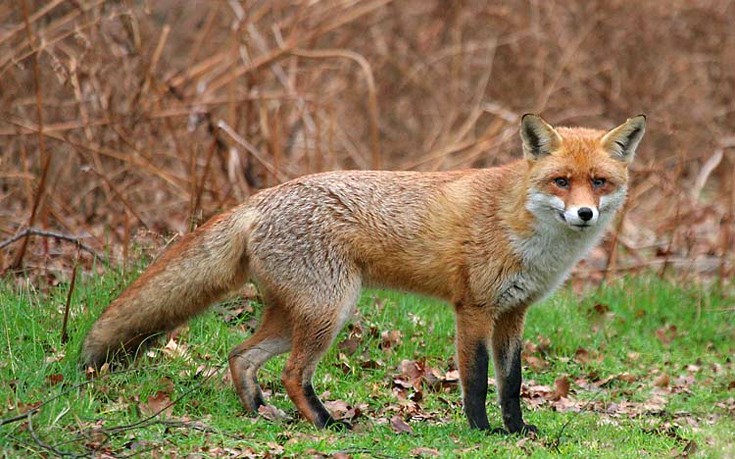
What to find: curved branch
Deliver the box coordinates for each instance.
[291,48,381,170]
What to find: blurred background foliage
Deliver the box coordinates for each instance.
[1,0,734,284]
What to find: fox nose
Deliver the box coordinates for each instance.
[577,207,594,222]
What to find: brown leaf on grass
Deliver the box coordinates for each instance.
[536,335,551,353]
[715,398,735,413]
[358,357,384,370]
[44,350,65,364]
[655,325,678,345]
[217,300,254,323]
[394,360,456,396]
[162,338,192,363]
[257,404,291,422]
[337,335,361,355]
[11,401,42,418]
[654,373,671,388]
[267,442,285,456]
[324,400,363,422]
[85,362,110,379]
[591,303,611,315]
[521,382,552,409]
[685,363,701,373]
[573,347,593,364]
[399,359,423,385]
[523,335,551,356]
[337,353,353,374]
[673,374,695,391]
[525,355,548,371]
[381,330,402,350]
[411,447,440,457]
[390,415,413,434]
[642,393,668,413]
[680,440,698,457]
[548,376,570,401]
[337,322,364,356]
[139,391,173,418]
[193,363,220,379]
[444,369,460,383]
[618,372,637,383]
[46,373,64,386]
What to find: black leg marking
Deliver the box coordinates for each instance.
[303,383,350,430]
[464,341,490,430]
[496,340,536,435]
[498,343,523,432]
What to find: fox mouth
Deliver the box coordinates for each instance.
[557,211,593,231]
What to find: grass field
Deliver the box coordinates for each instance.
[1,271,733,458]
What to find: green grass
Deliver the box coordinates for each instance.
[1,271,734,458]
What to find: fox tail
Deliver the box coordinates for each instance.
[81,207,253,367]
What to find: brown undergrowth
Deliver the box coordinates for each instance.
[1,1,734,287]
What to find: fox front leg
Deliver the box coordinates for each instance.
[491,307,537,435]
[454,304,492,430]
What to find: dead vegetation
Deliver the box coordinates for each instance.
[1,0,734,284]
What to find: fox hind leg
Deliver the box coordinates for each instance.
[229,303,292,413]
[281,281,360,430]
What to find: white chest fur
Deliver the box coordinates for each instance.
[495,220,608,310]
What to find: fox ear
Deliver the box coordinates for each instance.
[520,114,562,160]
[601,114,647,162]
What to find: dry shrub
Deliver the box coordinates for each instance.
[1,0,734,284]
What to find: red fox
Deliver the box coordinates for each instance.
[82,114,646,434]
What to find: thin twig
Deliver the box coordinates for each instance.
[549,391,604,453]
[1,228,109,266]
[291,48,382,169]
[60,259,78,344]
[217,120,288,182]
[10,0,52,271]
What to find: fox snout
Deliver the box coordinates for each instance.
[561,205,599,229]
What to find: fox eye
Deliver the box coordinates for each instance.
[592,178,606,188]
[553,177,569,188]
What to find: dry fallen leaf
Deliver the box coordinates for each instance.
[444,370,460,382]
[162,338,192,363]
[257,404,290,422]
[381,330,403,350]
[549,376,570,401]
[574,347,593,364]
[411,447,440,457]
[654,373,671,388]
[46,373,64,386]
[655,325,677,346]
[337,336,361,355]
[525,355,548,371]
[390,415,413,434]
[591,303,611,315]
[139,391,173,419]
[618,372,637,383]
[324,400,362,422]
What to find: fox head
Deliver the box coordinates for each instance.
[520,114,646,232]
